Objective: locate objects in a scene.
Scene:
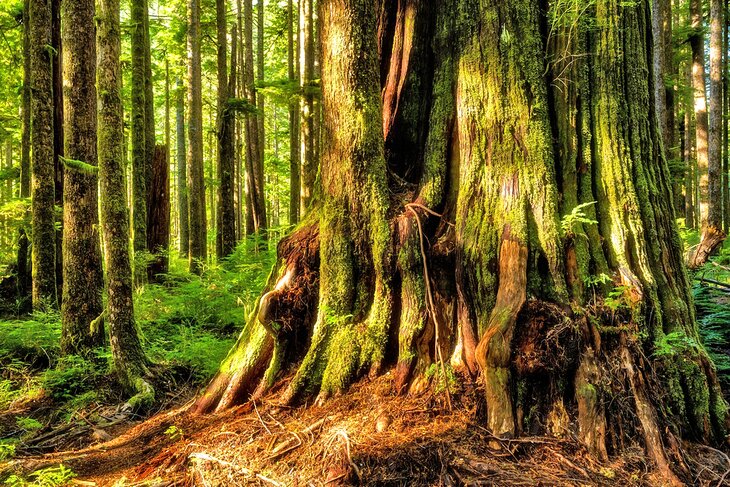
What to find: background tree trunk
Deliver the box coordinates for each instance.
[176,79,188,257]
[299,0,314,216]
[216,0,236,259]
[690,0,710,223]
[147,145,170,279]
[20,0,30,199]
[698,0,728,259]
[60,0,104,354]
[288,0,300,225]
[52,0,63,302]
[243,0,266,235]
[30,0,57,308]
[130,0,148,260]
[97,0,154,408]
[187,0,207,273]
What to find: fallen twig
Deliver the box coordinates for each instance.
[188,452,282,486]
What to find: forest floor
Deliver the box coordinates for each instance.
[2,235,730,486]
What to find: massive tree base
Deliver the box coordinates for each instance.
[196,0,728,484]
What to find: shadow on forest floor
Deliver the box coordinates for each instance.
[4,372,730,486]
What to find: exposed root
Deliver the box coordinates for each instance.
[689,225,727,269]
[475,226,528,438]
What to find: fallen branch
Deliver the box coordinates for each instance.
[188,452,282,486]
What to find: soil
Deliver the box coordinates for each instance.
[4,372,730,486]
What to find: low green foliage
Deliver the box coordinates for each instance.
[0,441,16,462]
[0,310,60,364]
[4,464,76,487]
[425,363,458,394]
[561,201,598,238]
[15,417,42,433]
[41,354,106,401]
[163,425,183,441]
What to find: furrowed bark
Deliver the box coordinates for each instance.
[197,4,729,483]
[216,1,236,259]
[30,0,57,309]
[60,0,104,354]
[176,79,189,257]
[97,0,154,409]
[187,0,207,273]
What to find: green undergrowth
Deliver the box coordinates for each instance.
[682,226,730,393]
[0,240,275,455]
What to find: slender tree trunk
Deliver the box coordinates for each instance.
[244,0,266,234]
[690,0,710,223]
[97,0,154,408]
[288,0,300,225]
[708,0,725,228]
[130,0,148,258]
[686,100,697,230]
[299,0,315,215]
[690,0,727,267]
[147,145,170,278]
[30,0,57,308]
[60,0,104,354]
[52,0,63,301]
[724,0,730,233]
[176,79,188,257]
[165,60,171,238]
[20,0,31,199]
[257,0,265,181]
[143,0,155,217]
[216,0,237,259]
[653,0,679,211]
[187,0,207,273]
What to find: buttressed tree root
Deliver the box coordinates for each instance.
[194,0,729,483]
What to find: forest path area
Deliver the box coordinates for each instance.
[6,373,730,486]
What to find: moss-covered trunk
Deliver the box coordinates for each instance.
[60,0,104,354]
[130,0,147,259]
[216,0,236,259]
[176,79,189,258]
[197,0,728,481]
[30,0,57,309]
[97,0,153,408]
[187,0,207,273]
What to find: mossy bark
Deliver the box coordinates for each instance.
[198,1,728,481]
[176,79,188,258]
[97,0,154,409]
[299,0,316,217]
[60,0,104,354]
[30,0,57,309]
[187,0,207,273]
[216,1,236,259]
[20,0,31,199]
[288,0,300,225]
[130,0,148,259]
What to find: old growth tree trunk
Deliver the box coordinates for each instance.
[60,0,104,353]
[196,0,728,480]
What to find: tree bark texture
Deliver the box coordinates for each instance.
[30,0,57,308]
[196,2,729,483]
[60,0,104,354]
